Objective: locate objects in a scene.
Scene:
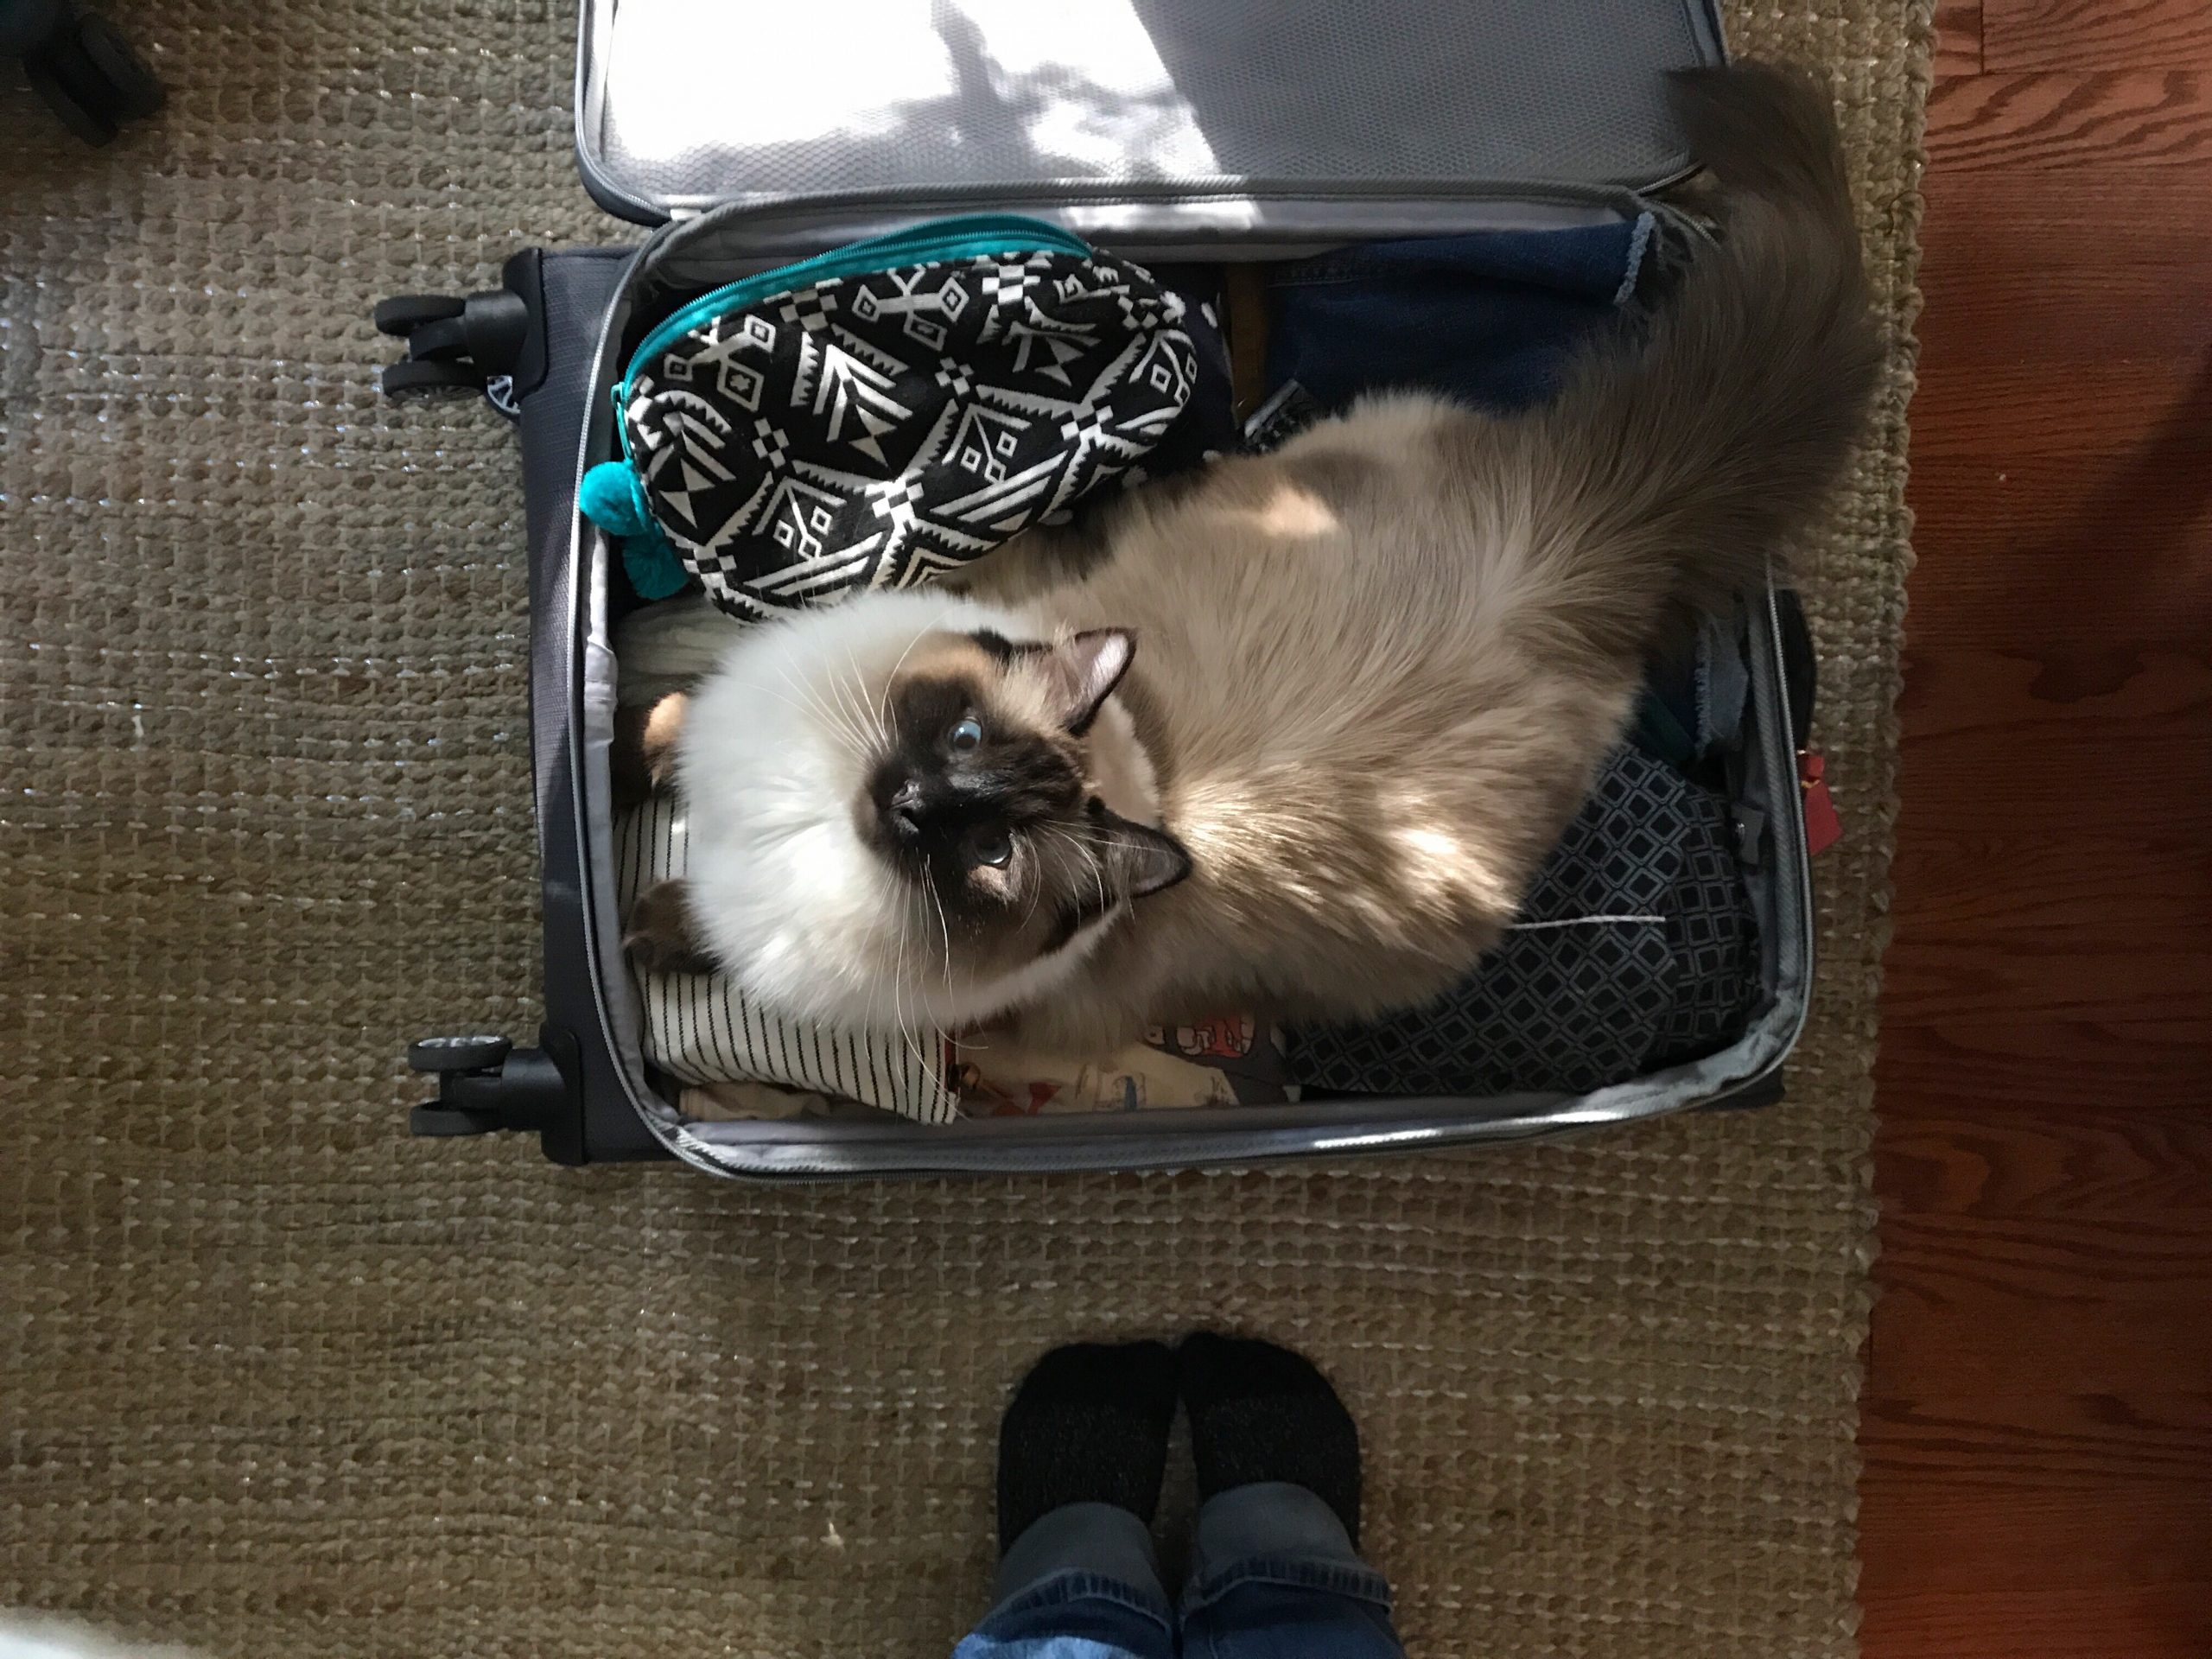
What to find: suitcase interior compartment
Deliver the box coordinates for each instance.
[564,229,1814,1179]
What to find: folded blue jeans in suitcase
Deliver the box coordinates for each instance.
[1265,213,1658,414]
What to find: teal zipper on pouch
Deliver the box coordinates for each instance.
[615,213,1094,410]
[582,213,1096,596]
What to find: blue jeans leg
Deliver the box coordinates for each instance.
[1179,1483,1406,1659]
[952,1502,1178,1659]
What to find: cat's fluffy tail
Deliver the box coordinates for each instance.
[1521,61,1882,635]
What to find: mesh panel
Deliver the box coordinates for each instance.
[589,0,1713,213]
[1284,747,1762,1098]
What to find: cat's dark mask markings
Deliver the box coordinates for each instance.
[867,671,1084,863]
[856,632,1188,957]
[634,601,1192,1033]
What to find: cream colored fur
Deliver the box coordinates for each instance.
[672,589,1161,1032]
[658,65,1879,1058]
[976,398,1648,1052]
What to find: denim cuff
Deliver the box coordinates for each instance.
[988,1501,1173,1623]
[974,1568,1179,1643]
[1183,1482,1394,1615]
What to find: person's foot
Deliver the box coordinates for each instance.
[996,1340,1179,1553]
[1179,1332,1363,1544]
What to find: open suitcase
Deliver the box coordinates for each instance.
[385,0,1823,1178]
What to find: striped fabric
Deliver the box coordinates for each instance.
[614,795,960,1124]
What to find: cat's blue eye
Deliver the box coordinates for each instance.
[949,716,984,753]
[972,829,1013,868]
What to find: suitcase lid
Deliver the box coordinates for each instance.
[575,0,1726,257]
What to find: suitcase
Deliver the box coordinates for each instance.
[382,0,1823,1178]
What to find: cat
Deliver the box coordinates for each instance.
[628,63,1882,1058]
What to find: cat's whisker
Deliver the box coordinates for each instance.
[877,621,938,738]
[1041,823,1111,927]
[772,655,873,764]
[1084,840,1108,923]
[1055,823,1109,901]
[859,633,906,748]
[810,682,877,770]
[760,653,855,758]
[887,894,931,1076]
[1016,845,1046,937]
[774,640,876,760]
[829,642,888,753]
[902,899,939,1077]
[817,661,866,753]
[748,671,863,756]
[925,873,956,996]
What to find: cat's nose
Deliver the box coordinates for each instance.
[885,777,925,844]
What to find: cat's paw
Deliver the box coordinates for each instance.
[622,879,720,978]
[610,690,690,809]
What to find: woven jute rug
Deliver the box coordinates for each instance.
[0,3,1929,1655]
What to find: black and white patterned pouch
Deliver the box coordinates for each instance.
[581,214,1228,619]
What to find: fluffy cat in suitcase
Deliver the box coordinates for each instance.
[624,65,1879,1059]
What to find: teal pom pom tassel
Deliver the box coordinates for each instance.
[579,460,650,535]
[580,460,690,600]
[621,526,690,600]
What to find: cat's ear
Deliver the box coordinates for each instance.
[1039,628,1136,735]
[624,879,719,976]
[1090,802,1192,900]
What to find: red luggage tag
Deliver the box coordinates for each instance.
[1799,750,1840,855]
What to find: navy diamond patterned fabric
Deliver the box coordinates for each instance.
[1285,746,1763,1097]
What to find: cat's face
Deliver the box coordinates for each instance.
[643,593,1187,1034]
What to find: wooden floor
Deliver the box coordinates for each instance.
[1859,3,2212,1656]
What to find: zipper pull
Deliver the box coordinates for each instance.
[1799,750,1840,855]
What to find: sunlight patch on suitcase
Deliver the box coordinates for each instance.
[600,0,1222,179]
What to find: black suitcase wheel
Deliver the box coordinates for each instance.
[404,1029,582,1160]
[372,283,532,404]
[380,358,489,399]
[75,14,162,117]
[410,1103,502,1136]
[408,1033,512,1074]
[21,9,163,146]
[372,295,468,338]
